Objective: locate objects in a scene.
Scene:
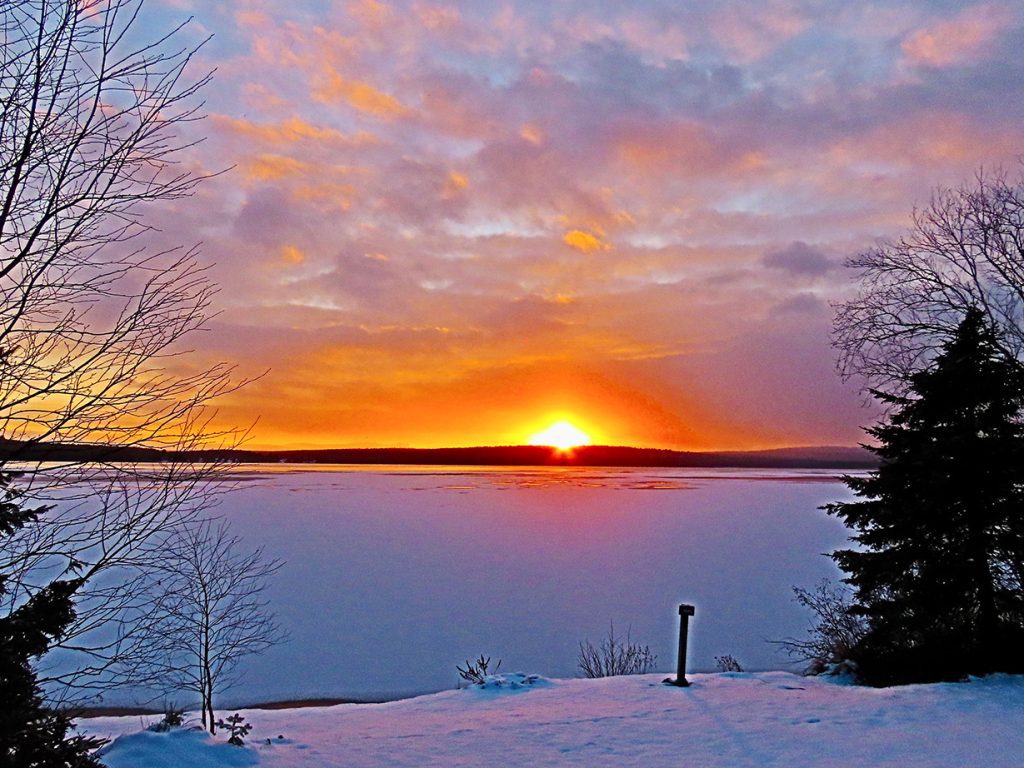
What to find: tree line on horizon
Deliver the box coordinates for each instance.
[0,440,880,469]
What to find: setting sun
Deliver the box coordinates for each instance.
[528,420,592,451]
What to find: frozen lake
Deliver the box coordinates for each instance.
[199,464,856,704]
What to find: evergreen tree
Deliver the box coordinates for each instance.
[828,308,1024,685]
[0,473,103,767]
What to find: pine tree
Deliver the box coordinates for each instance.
[827,308,1024,685]
[0,472,103,767]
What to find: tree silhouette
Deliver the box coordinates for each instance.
[0,0,244,704]
[828,308,1024,685]
[143,520,284,733]
[0,471,102,766]
[833,167,1024,396]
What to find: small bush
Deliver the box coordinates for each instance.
[214,714,252,747]
[773,579,867,673]
[457,655,501,685]
[148,706,187,732]
[715,654,744,672]
[578,623,657,678]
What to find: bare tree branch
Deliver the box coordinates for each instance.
[140,519,285,733]
[577,622,657,678]
[770,580,866,672]
[0,0,247,705]
[833,166,1024,396]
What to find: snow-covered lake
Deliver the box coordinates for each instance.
[200,464,856,705]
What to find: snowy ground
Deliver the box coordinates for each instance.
[83,671,1024,767]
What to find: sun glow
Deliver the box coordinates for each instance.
[528,420,592,451]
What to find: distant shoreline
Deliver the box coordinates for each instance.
[0,441,877,470]
[71,697,398,719]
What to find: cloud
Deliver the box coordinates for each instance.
[315,74,410,118]
[762,242,834,277]
[710,1,810,63]
[213,115,378,148]
[519,123,544,145]
[563,229,611,253]
[901,3,1013,68]
[771,292,826,315]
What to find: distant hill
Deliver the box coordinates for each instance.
[0,440,876,469]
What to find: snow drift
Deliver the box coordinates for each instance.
[85,671,1024,767]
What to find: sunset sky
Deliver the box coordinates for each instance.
[146,0,1024,450]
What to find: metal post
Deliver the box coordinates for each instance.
[671,603,695,687]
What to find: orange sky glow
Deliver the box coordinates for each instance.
[135,0,1024,451]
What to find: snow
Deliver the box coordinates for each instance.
[464,672,551,692]
[84,671,1024,767]
[98,729,258,768]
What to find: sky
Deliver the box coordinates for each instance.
[142,0,1024,450]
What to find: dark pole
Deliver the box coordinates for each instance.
[672,603,695,687]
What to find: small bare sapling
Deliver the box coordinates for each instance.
[457,655,501,685]
[578,623,657,678]
[715,655,744,672]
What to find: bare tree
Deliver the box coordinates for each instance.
[144,519,284,733]
[18,468,235,703]
[833,167,1024,395]
[0,0,244,703]
[577,623,657,678]
[771,580,866,672]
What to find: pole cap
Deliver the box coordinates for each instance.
[679,603,695,616]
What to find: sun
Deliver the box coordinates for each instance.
[528,420,592,451]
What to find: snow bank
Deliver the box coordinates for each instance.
[464,672,551,693]
[86,672,1024,767]
[98,728,258,768]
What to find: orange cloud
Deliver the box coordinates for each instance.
[564,229,612,253]
[77,0,108,17]
[520,124,544,145]
[280,245,305,264]
[245,153,311,180]
[613,121,721,174]
[901,4,1010,68]
[238,154,361,211]
[316,73,410,118]
[292,182,356,210]
[825,111,1022,172]
[441,170,470,199]
[214,115,378,147]
[205,322,817,453]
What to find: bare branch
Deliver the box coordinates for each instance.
[833,166,1024,396]
[0,0,247,706]
[577,622,657,678]
[138,519,285,733]
[770,580,866,672]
